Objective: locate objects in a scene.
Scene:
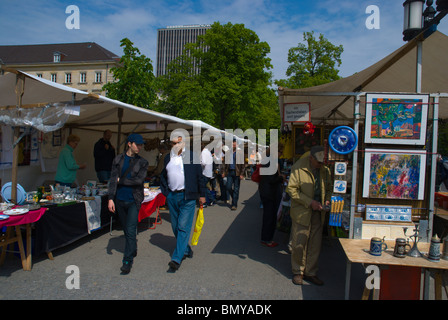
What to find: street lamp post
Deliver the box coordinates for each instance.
[403,0,425,41]
[403,0,448,41]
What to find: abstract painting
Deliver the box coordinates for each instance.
[362,149,426,200]
[365,94,429,145]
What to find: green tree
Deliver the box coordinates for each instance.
[276,31,343,89]
[103,38,156,109]
[157,22,279,131]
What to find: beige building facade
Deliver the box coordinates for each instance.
[0,42,120,95]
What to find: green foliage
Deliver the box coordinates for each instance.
[103,38,156,109]
[157,22,280,131]
[276,31,343,89]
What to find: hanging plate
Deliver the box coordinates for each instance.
[329,126,358,155]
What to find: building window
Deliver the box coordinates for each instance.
[80,72,87,84]
[54,53,61,63]
[95,72,102,83]
[65,73,72,84]
[36,73,43,78]
[51,73,57,82]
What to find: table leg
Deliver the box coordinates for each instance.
[25,224,31,270]
[435,270,442,300]
[0,227,12,266]
[344,260,351,300]
[15,225,29,271]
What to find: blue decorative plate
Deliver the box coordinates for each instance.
[0,214,10,220]
[1,182,26,205]
[329,126,358,155]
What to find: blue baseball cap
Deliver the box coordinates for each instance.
[127,133,145,144]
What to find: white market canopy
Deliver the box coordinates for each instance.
[0,67,217,138]
[279,30,448,125]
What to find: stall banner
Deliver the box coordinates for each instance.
[283,103,310,123]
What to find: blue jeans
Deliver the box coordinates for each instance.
[166,191,196,264]
[116,200,139,263]
[226,170,241,207]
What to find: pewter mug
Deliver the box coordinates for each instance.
[442,237,448,261]
[393,238,411,258]
[370,237,387,256]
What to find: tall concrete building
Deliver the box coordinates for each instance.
[156,24,211,77]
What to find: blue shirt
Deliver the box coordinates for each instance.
[116,155,134,202]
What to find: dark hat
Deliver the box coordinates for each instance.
[127,133,145,144]
[310,146,325,163]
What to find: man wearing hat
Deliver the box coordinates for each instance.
[286,145,332,286]
[108,133,149,274]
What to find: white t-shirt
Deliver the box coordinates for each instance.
[166,151,185,191]
[201,148,214,179]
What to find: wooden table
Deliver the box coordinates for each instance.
[339,238,448,300]
[0,207,47,270]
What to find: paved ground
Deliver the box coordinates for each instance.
[0,179,429,301]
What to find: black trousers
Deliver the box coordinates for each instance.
[261,197,281,242]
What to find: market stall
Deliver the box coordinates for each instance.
[278,31,448,299]
[0,66,255,268]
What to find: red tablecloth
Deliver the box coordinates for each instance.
[138,193,166,222]
[0,207,47,228]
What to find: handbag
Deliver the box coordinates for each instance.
[251,164,261,183]
[191,205,204,246]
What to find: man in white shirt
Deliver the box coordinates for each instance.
[201,143,215,206]
[160,136,207,272]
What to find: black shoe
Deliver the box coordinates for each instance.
[168,260,180,271]
[120,261,132,274]
[303,275,324,286]
[182,250,194,261]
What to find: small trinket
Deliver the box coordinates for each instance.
[442,237,448,261]
[428,234,441,262]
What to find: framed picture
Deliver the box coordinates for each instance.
[365,93,429,145]
[362,148,426,200]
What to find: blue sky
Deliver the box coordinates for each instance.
[1,0,447,82]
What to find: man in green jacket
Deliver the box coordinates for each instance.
[286,146,332,286]
[55,134,86,187]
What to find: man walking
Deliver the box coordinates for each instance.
[160,136,207,272]
[222,139,245,210]
[108,133,148,274]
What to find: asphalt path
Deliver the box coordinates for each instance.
[0,179,368,301]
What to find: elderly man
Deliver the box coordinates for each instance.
[286,146,332,286]
[160,136,207,272]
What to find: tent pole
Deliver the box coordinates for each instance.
[428,95,439,240]
[117,108,123,154]
[416,41,422,93]
[11,74,25,203]
[349,94,361,239]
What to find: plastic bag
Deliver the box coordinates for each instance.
[191,206,204,246]
[251,164,261,183]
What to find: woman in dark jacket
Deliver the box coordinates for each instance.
[258,146,285,247]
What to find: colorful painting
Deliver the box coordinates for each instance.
[365,94,428,145]
[362,149,426,200]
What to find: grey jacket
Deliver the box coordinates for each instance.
[108,153,149,210]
